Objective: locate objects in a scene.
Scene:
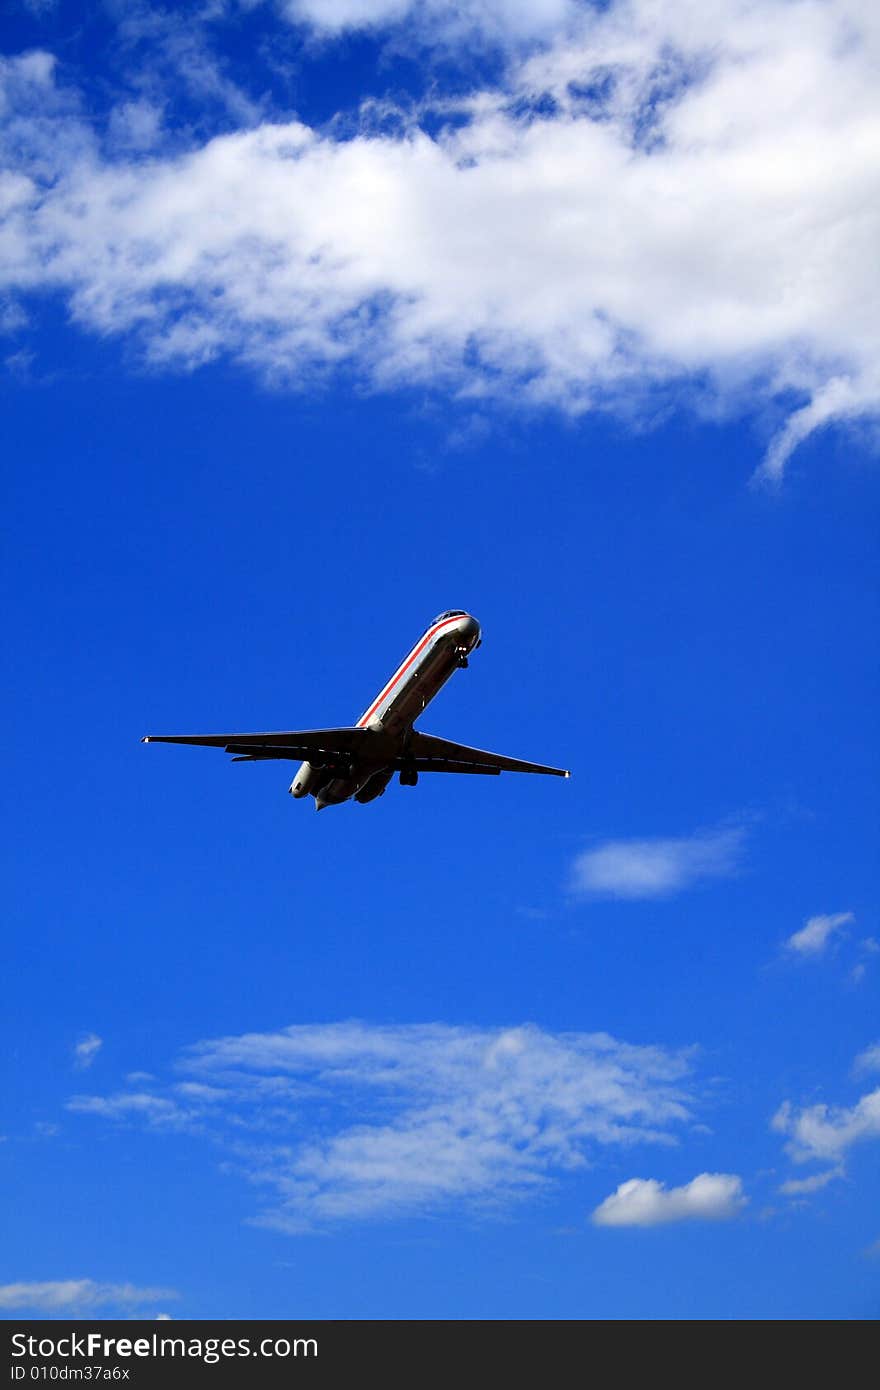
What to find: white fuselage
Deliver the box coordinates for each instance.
[289,612,481,808]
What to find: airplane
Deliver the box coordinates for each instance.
[142,610,570,810]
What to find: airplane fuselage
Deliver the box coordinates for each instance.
[290,611,481,809]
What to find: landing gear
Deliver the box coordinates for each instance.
[457,656,469,669]
[399,767,419,787]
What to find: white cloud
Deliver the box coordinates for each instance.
[68,1021,695,1228]
[73,1033,103,1069]
[772,1088,880,1165]
[591,1172,746,1227]
[0,0,878,476]
[778,1166,842,1196]
[570,827,744,900]
[0,1280,177,1312]
[785,911,853,957]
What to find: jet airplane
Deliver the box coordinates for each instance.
[142,611,570,810]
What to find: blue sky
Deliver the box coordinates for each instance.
[2,0,879,1320]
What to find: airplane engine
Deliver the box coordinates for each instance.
[354,769,393,803]
[289,760,320,798]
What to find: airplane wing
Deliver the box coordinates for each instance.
[141,728,371,762]
[406,731,570,778]
[143,727,571,776]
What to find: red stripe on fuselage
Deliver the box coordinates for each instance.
[357,616,465,727]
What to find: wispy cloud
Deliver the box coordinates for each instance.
[0,1280,178,1313]
[67,1021,697,1229]
[110,3,265,132]
[67,1091,191,1127]
[1,0,879,476]
[281,0,578,47]
[854,1043,880,1076]
[73,1033,103,1070]
[591,1172,746,1227]
[778,1167,843,1197]
[772,1088,880,1166]
[784,912,854,958]
[570,827,745,900]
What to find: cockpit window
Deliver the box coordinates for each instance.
[434,609,466,623]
